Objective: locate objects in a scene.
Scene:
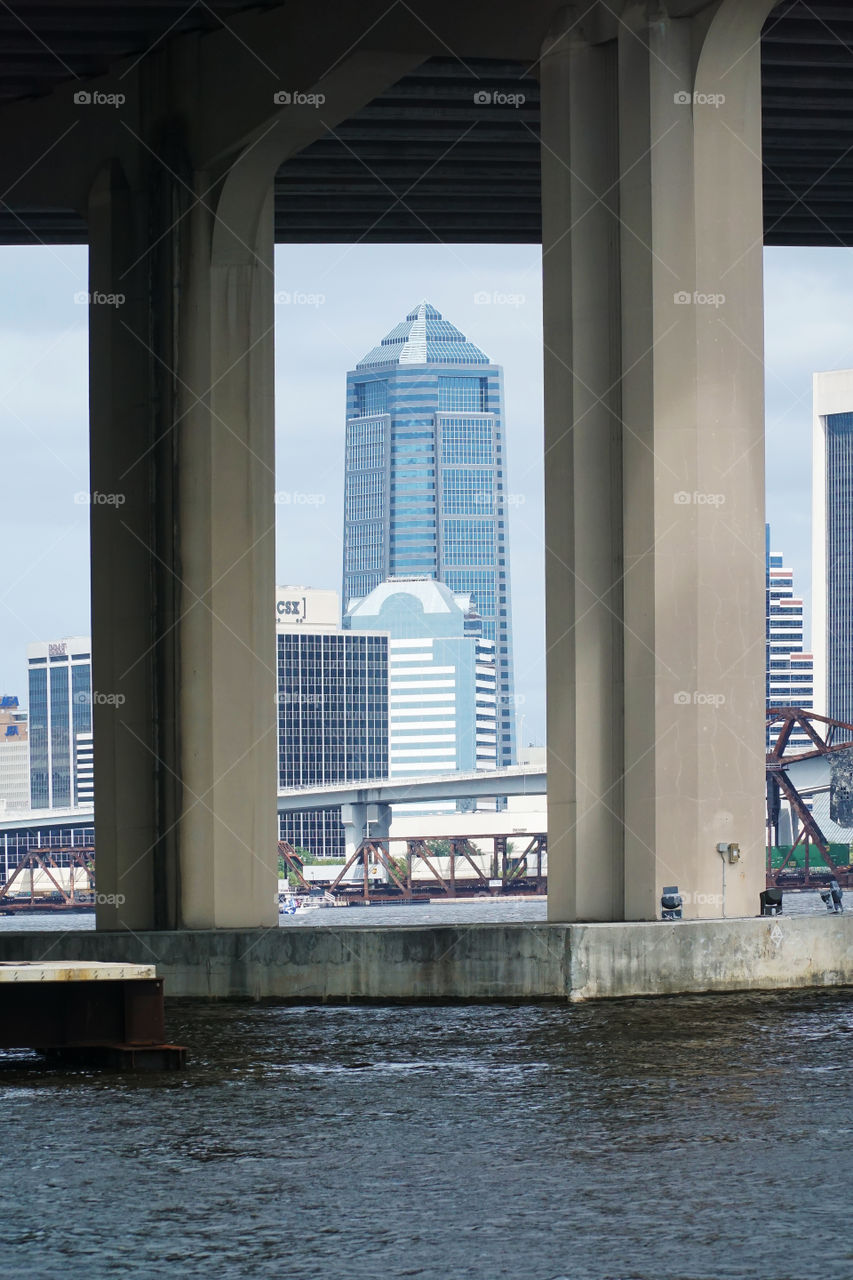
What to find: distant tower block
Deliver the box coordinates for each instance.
[342,301,517,766]
[765,525,814,753]
[813,370,853,731]
[27,638,92,809]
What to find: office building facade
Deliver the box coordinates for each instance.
[27,637,92,809]
[345,578,497,783]
[813,370,853,728]
[0,696,29,811]
[276,587,389,857]
[342,301,516,764]
[766,526,814,753]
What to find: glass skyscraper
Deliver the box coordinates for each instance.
[27,637,92,809]
[342,301,516,765]
[812,370,853,730]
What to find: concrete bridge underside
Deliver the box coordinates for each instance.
[0,0,825,927]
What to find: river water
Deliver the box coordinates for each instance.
[1,900,851,1279]
[1,991,852,1279]
[0,888,840,932]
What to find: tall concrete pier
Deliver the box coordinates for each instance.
[540,1,774,921]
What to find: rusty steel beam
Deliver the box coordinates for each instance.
[407,839,451,895]
[277,841,312,892]
[321,833,548,903]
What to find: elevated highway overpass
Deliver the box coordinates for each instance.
[278,767,547,853]
[277,767,546,811]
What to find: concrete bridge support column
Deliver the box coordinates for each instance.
[85,44,425,931]
[541,0,776,921]
[340,804,367,862]
[340,802,392,861]
[367,803,393,842]
[89,150,277,930]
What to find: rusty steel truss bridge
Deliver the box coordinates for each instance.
[766,707,853,889]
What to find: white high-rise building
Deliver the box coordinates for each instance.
[766,526,814,753]
[345,578,497,781]
[75,731,94,806]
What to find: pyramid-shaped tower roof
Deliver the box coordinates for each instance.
[356,300,490,370]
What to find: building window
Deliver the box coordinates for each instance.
[355,381,388,416]
[437,376,487,413]
[346,417,385,471]
[439,416,493,465]
[443,519,495,566]
[442,468,494,515]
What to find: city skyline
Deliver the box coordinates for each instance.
[0,242,851,745]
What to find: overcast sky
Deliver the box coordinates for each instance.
[0,241,847,743]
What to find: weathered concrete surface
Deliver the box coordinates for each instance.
[0,916,849,1001]
[0,926,570,1001]
[566,916,853,1001]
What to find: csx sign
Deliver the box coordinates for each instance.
[275,587,339,629]
[276,597,306,621]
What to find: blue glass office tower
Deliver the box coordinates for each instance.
[812,371,853,731]
[343,301,516,765]
[27,637,92,809]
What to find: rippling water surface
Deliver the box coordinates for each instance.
[1,989,852,1279]
[0,888,840,933]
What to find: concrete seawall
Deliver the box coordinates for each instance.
[1,915,851,1001]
